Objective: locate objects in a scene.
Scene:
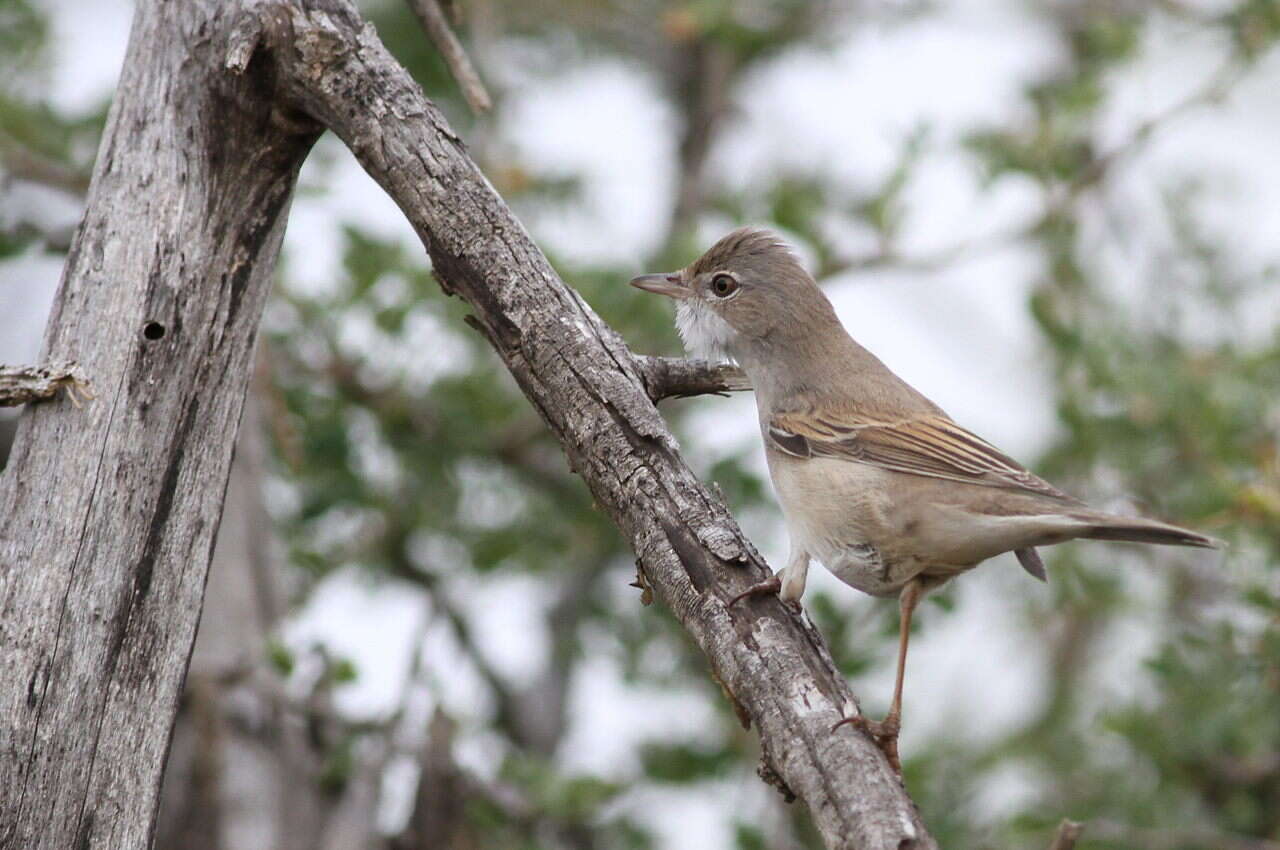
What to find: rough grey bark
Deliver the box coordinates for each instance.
[246,4,936,847]
[0,2,319,848]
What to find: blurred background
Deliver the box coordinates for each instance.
[3,0,1279,847]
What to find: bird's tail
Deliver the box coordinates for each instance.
[1071,512,1221,549]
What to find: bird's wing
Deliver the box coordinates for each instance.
[768,405,1075,502]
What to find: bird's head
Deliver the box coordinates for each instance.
[629,227,838,365]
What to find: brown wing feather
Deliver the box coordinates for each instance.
[769,408,1075,502]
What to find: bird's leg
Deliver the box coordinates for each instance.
[728,548,809,610]
[779,548,809,603]
[834,577,924,773]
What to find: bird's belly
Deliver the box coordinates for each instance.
[770,455,926,597]
[815,541,917,598]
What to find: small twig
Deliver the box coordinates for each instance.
[0,363,94,408]
[1048,819,1084,850]
[634,355,750,402]
[404,0,492,114]
[0,131,91,197]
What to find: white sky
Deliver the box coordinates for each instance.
[4,1,1277,846]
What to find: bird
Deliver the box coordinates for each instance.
[630,227,1219,772]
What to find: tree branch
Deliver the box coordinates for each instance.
[256,3,936,847]
[404,0,492,114]
[0,363,92,407]
[635,355,750,402]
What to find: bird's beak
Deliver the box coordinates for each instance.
[629,273,690,299]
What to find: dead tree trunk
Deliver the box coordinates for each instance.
[0,0,937,848]
[0,2,320,848]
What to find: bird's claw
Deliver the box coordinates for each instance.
[833,713,902,774]
[727,575,782,608]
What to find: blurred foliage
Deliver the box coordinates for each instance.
[0,0,47,82]
[911,3,1280,847]
[0,0,103,256]
[4,0,1280,848]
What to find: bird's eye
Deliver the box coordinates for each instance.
[710,274,738,297]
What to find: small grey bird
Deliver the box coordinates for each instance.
[631,227,1218,771]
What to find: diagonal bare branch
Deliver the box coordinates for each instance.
[244,3,939,846]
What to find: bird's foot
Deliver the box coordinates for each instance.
[833,712,902,774]
[727,575,798,611]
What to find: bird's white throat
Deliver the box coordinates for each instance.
[675,300,737,362]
